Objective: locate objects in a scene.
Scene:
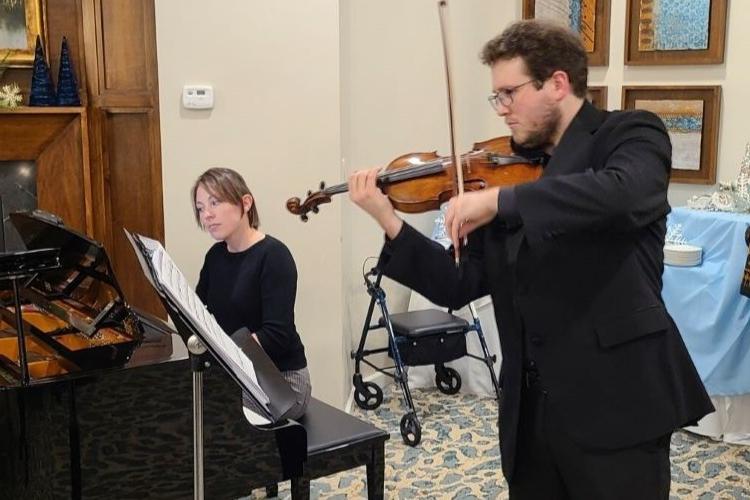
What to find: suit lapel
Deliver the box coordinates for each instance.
[507,102,607,287]
[544,101,607,177]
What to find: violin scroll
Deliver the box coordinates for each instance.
[286,181,332,222]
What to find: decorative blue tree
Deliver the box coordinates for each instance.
[56,37,80,106]
[28,36,56,106]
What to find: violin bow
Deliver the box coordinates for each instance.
[437,0,466,265]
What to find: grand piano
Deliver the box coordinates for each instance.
[0,212,387,499]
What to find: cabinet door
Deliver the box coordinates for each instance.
[83,0,165,317]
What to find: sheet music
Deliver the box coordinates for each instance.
[126,232,271,418]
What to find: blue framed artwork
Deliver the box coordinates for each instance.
[523,0,611,66]
[625,0,727,65]
[622,86,721,184]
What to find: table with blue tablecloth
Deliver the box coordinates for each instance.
[663,207,750,443]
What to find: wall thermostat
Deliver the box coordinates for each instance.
[182,85,214,109]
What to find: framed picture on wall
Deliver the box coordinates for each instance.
[586,85,608,109]
[522,0,610,66]
[625,0,727,65]
[622,86,721,184]
[0,0,45,67]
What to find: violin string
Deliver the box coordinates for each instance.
[319,152,477,195]
[322,162,448,195]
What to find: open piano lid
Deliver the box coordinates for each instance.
[0,211,143,378]
[9,211,126,312]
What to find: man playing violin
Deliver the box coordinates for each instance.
[349,19,713,500]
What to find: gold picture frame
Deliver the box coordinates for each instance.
[1,0,46,68]
[622,86,721,185]
[625,0,727,65]
[522,0,611,66]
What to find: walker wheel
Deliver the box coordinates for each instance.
[435,366,461,395]
[400,412,422,446]
[354,381,383,410]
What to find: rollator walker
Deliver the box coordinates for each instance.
[351,267,501,446]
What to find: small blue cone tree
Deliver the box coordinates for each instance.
[28,36,56,106]
[56,37,80,106]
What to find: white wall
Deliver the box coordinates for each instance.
[155,0,750,408]
[154,0,347,406]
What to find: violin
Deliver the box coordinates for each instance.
[286,135,543,222]
[288,1,543,223]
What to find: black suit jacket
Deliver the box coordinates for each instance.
[377,101,714,480]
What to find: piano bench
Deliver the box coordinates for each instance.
[266,397,389,500]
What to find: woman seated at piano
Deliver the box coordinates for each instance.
[192,167,311,420]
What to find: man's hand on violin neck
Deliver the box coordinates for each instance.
[445,187,500,250]
[348,167,404,239]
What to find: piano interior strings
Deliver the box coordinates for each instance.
[0,212,143,386]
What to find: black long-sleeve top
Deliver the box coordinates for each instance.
[196,235,307,372]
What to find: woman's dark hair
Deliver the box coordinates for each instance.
[191,167,260,229]
[480,19,588,98]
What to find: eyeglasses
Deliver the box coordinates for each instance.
[487,79,538,111]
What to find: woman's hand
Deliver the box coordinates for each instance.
[348,167,403,238]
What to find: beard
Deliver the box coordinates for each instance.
[515,104,561,151]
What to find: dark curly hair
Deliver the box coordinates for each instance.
[480,19,588,98]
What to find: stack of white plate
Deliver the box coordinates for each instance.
[664,244,702,267]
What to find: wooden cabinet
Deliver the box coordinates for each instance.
[0,0,165,317]
[81,0,165,317]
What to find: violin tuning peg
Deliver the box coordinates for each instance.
[312,207,319,214]
[307,190,312,196]
[301,214,308,223]
[319,181,326,190]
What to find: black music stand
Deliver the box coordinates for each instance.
[124,230,298,499]
[186,334,209,498]
[0,248,60,385]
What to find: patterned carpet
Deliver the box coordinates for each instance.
[245,383,750,499]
